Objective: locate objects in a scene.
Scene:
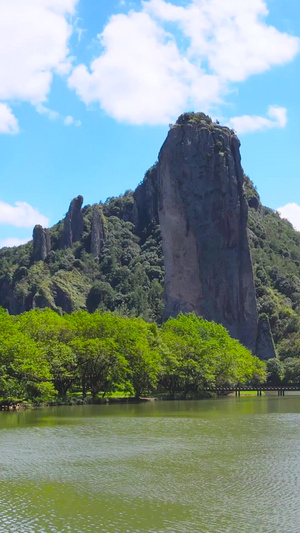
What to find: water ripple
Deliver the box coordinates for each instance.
[1,400,300,532]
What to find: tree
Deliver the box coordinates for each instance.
[44,342,77,396]
[266,358,284,385]
[159,313,265,397]
[114,317,162,398]
[0,331,55,402]
[70,337,128,398]
[282,358,300,384]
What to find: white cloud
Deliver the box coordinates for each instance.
[64,115,81,126]
[277,203,300,232]
[69,11,220,125]
[36,104,81,126]
[227,106,287,134]
[0,103,19,134]
[0,200,49,228]
[0,237,31,249]
[73,17,86,43]
[0,0,78,105]
[147,0,299,83]
[68,0,299,125]
[268,106,287,128]
[36,104,60,122]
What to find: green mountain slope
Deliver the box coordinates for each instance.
[0,194,164,322]
[245,176,300,358]
[1,115,300,360]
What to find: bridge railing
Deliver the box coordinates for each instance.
[201,384,300,396]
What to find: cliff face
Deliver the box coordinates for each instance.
[256,316,276,360]
[61,196,84,248]
[32,225,51,262]
[1,112,288,357]
[155,114,258,352]
[134,166,159,233]
[91,205,106,258]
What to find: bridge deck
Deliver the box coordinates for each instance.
[204,385,300,391]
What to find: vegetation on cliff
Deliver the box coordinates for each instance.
[245,177,300,360]
[0,195,164,322]
[0,308,265,404]
[1,113,300,374]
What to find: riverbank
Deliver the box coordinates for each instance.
[1,392,218,410]
[4,386,295,410]
[0,395,159,411]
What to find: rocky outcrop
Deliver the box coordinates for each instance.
[155,113,258,353]
[61,196,84,248]
[91,205,106,258]
[0,112,281,357]
[135,166,159,232]
[0,274,29,315]
[256,315,277,360]
[32,225,51,261]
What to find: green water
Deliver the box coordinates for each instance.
[1,396,300,533]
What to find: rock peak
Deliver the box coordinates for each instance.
[61,195,84,248]
[32,225,51,261]
[156,114,258,352]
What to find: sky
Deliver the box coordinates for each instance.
[1,0,300,248]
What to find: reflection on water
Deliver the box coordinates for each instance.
[1,396,300,532]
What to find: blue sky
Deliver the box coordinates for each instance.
[0,0,300,247]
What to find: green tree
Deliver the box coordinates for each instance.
[70,337,128,398]
[114,317,162,398]
[266,358,284,385]
[159,313,265,397]
[44,342,77,396]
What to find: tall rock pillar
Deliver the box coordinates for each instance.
[61,195,84,248]
[157,114,258,352]
[32,225,51,261]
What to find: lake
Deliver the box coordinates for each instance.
[1,396,300,532]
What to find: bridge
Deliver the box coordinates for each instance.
[202,384,300,396]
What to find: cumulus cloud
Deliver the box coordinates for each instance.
[0,237,31,249]
[227,106,287,134]
[0,0,78,130]
[145,0,299,82]
[68,0,299,125]
[69,11,220,124]
[0,200,49,228]
[0,103,19,134]
[277,203,300,232]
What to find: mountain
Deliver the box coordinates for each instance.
[1,112,300,359]
[152,113,258,352]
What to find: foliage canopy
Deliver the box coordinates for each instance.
[0,308,265,404]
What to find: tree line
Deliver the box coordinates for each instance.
[0,307,266,404]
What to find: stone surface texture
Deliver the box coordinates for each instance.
[61,196,84,248]
[156,115,258,353]
[256,315,277,360]
[134,166,159,232]
[91,205,106,258]
[32,225,51,261]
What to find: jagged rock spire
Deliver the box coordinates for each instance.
[32,225,51,261]
[61,195,84,248]
[155,113,258,353]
